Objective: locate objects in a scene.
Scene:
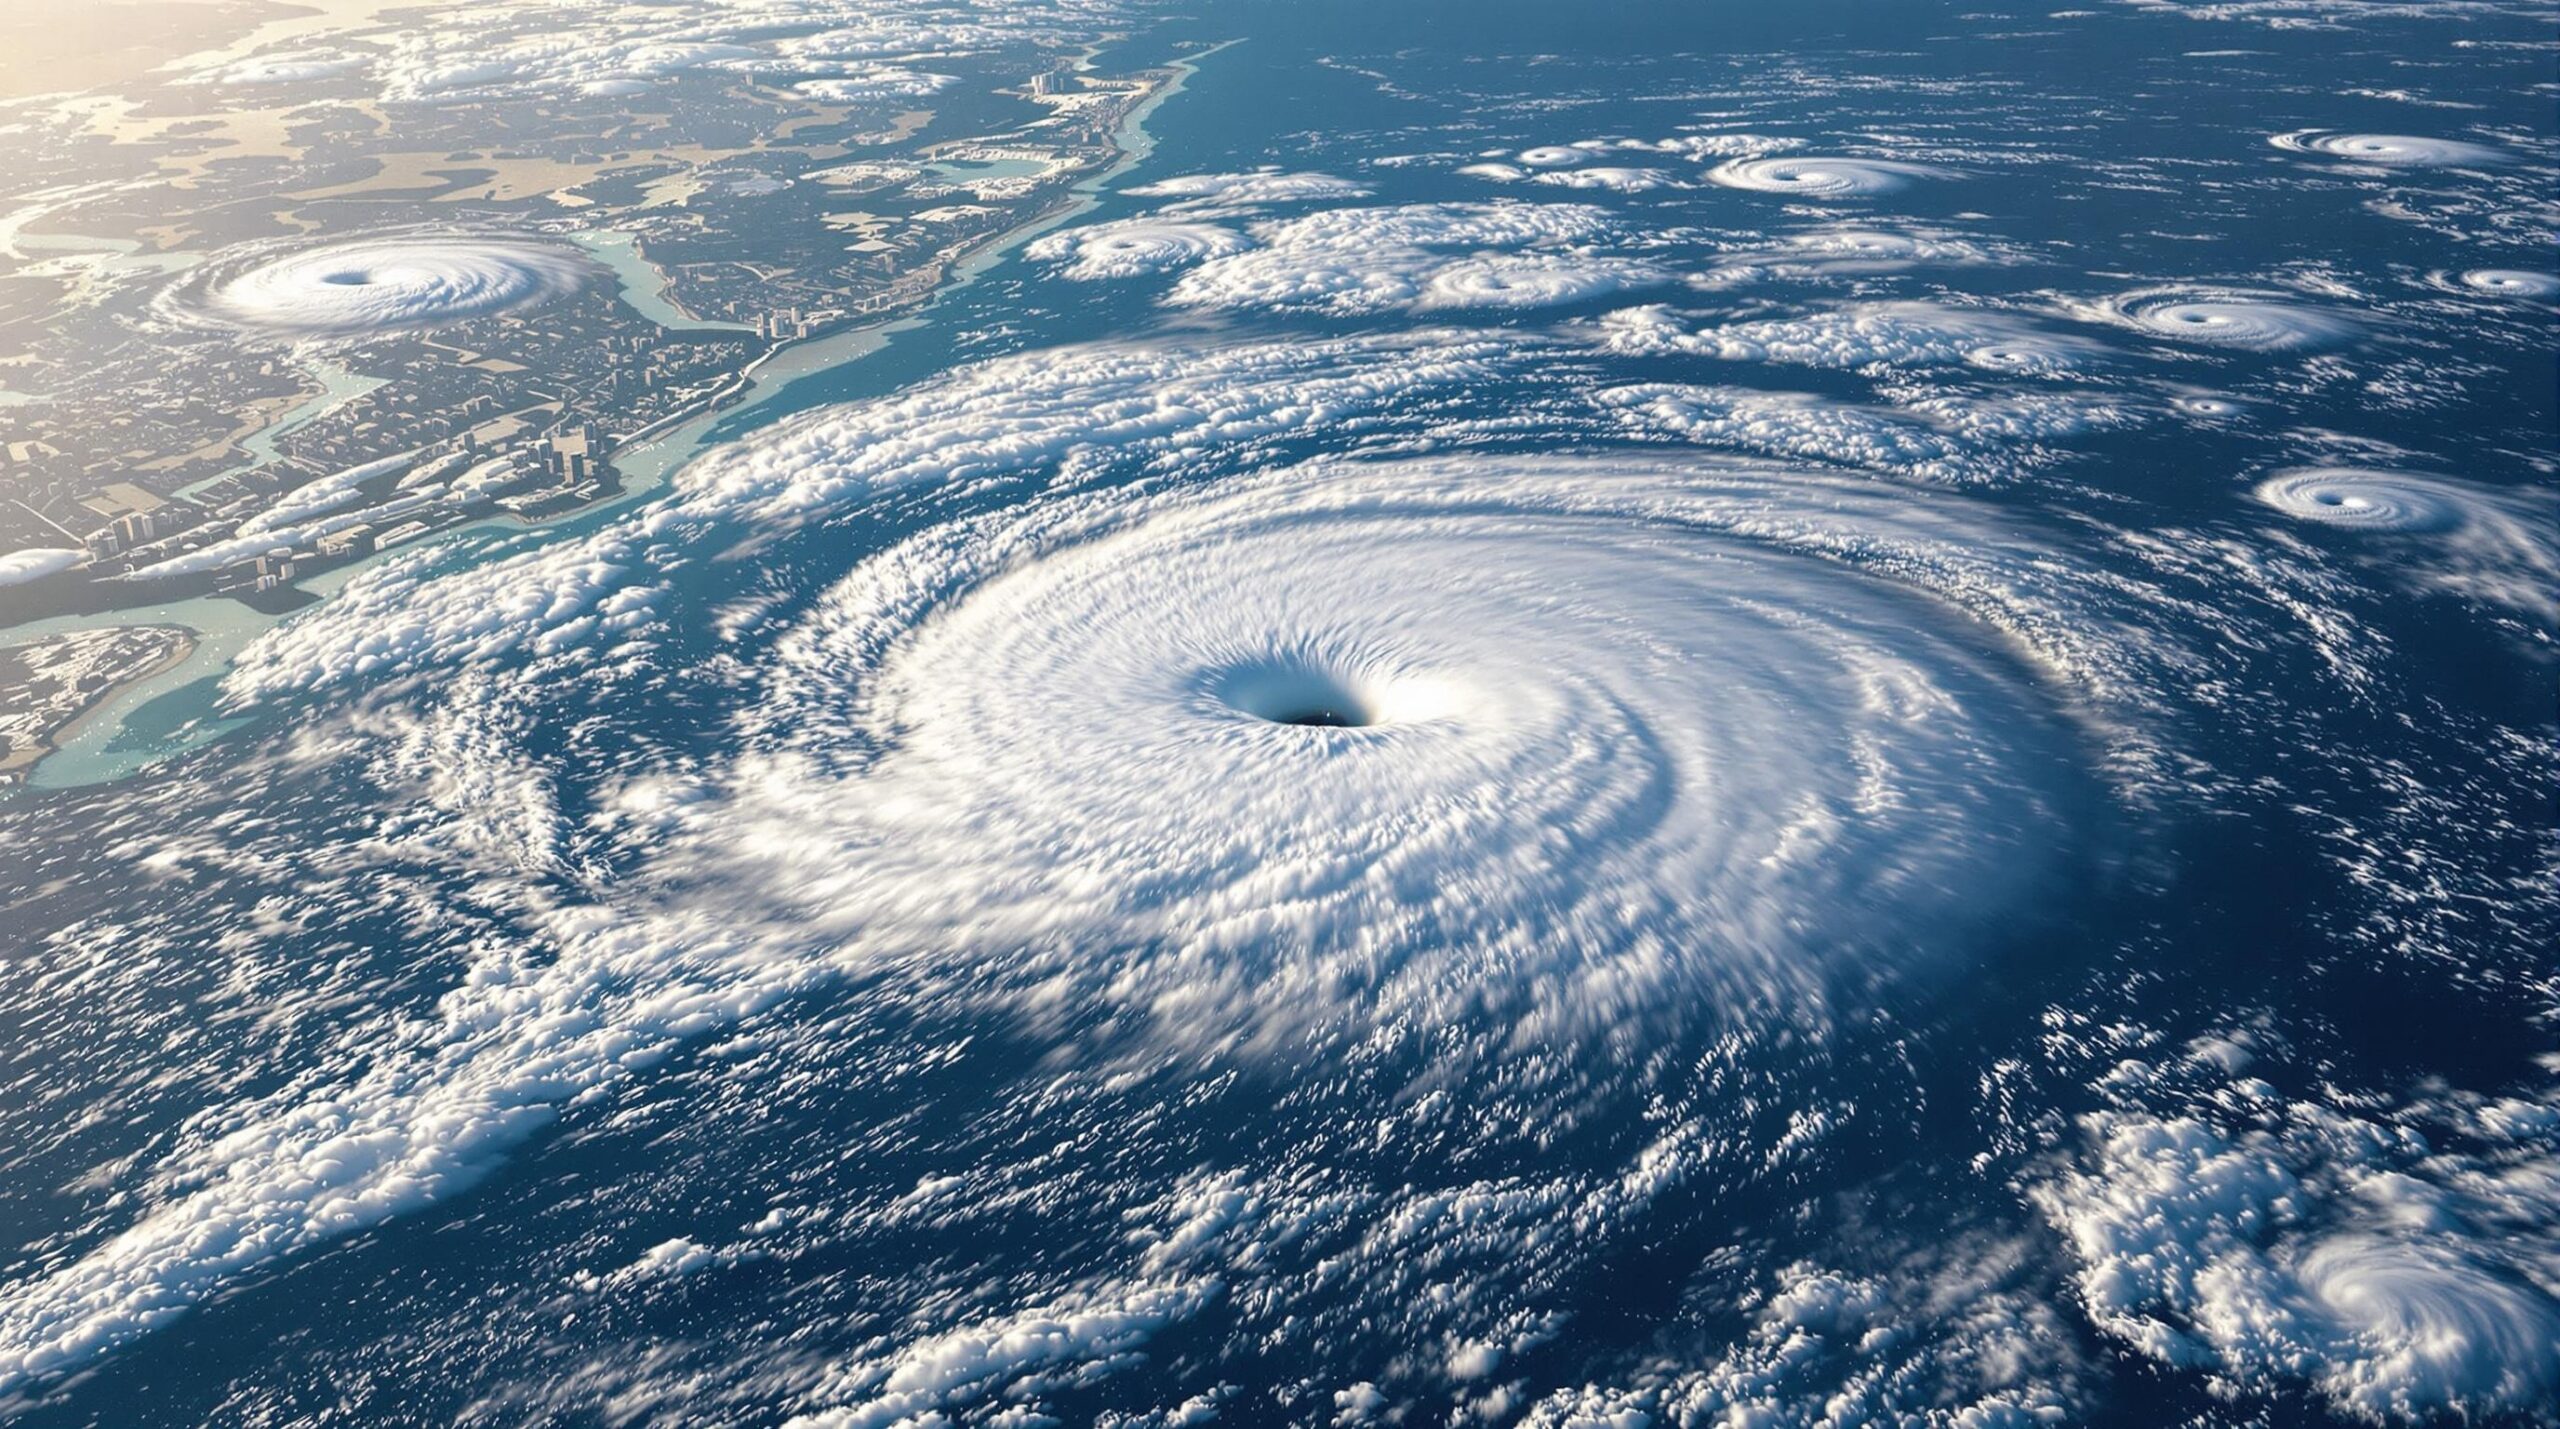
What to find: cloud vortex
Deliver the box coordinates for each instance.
[649,455,2106,1054]
[172,235,593,337]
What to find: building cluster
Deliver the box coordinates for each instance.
[2,58,1180,622]
[67,420,614,596]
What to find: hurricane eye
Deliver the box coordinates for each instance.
[1209,658,1379,730]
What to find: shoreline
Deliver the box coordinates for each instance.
[7,37,1223,791]
[0,625,196,787]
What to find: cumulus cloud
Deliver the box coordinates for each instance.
[1122,170,1374,205]
[785,1281,1216,1429]
[1596,382,2136,484]
[792,67,956,103]
[1165,201,1671,315]
[1463,163,1679,193]
[1598,301,2107,374]
[164,1,1079,105]
[1672,228,2019,290]
[1519,1251,2087,1428]
[2035,1099,2560,1424]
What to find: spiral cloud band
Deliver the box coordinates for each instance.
[1025,219,1251,279]
[2269,131,2507,166]
[1706,156,1949,198]
[2456,268,2559,298]
[645,455,2101,1053]
[2249,467,2558,621]
[173,235,593,337]
[2079,288,2358,352]
[2254,467,2464,532]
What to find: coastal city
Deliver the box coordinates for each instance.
[0,26,1179,779]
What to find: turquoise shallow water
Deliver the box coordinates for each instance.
[12,39,1195,790]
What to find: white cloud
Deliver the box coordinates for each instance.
[1595,381,2134,484]
[1122,171,1373,205]
[1598,301,2106,375]
[0,548,82,586]
[161,1,1085,106]
[165,234,592,339]
[1165,202,1670,315]
[1026,218,1252,280]
[786,1281,1217,1429]
[1707,155,1954,198]
[2035,1097,2560,1424]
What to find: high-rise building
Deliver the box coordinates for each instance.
[541,425,602,485]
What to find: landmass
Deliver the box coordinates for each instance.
[0,9,1179,622]
[0,624,193,784]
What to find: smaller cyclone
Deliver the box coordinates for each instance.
[2253,467,2556,622]
[1516,145,1593,167]
[2087,289,2357,352]
[2253,468,2463,532]
[1707,156,1948,198]
[2296,1238,2560,1422]
[173,235,591,337]
[1964,340,2085,376]
[1418,254,1664,310]
[2172,394,2245,419]
[1027,220,1252,280]
[2268,130,2507,167]
[2454,268,2559,299]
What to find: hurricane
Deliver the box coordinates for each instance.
[2173,394,2246,419]
[1414,253,1667,308]
[168,235,593,337]
[1025,219,1251,279]
[2253,467,2464,531]
[1516,145,1593,167]
[2454,268,2559,299]
[640,454,2118,1054]
[2269,131,2508,166]
[2080,288,2360,351]
[2251,467,2557,622]
[1705,156,1949,197]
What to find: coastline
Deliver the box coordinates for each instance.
[8,37,1223,791]
[0,624,195,787]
